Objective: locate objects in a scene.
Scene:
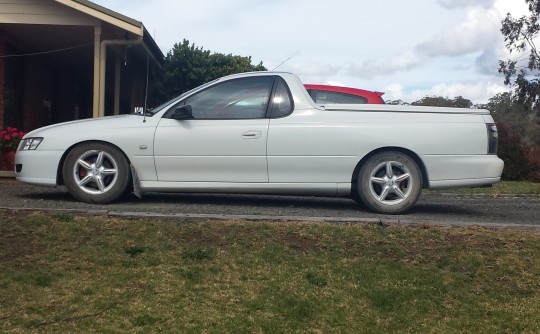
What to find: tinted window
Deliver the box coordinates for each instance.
[184,77,274,119]
[309,90,367,104]
[269,78,293,118]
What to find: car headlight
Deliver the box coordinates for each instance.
[20,137,43,151]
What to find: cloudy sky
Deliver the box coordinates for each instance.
[92,0,529,104]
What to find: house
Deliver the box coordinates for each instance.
[0,0,164,173]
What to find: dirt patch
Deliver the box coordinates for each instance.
[0,216,43,266]
[279,232,323,254]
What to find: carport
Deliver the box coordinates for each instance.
[0,0,163,173]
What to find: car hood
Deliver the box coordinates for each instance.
[23,114,156,151]
[25,114,147,138]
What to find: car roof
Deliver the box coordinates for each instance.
[304,84,384,104]
[304,84,384,97]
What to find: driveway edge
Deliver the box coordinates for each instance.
[1,206,539,231]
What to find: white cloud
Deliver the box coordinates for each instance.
[475,45,506,75]
[384,81,509,104]
[389,51,425,72]
[494,0,529,17]
[345,51,427,80]
[326,80,346,87]
[345,5,504,80]
[287,61,341,79]
[383,84,406,101]
[438,0,495,9]
[416,7,501,57]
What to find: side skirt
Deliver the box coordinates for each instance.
[138,181,352,197]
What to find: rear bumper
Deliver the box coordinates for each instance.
[423,154,504,189]
[429,177,501,190]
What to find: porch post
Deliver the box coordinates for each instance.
[114,57,121,115]
[92,24,101,118]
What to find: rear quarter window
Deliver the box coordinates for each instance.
[309,90,368,104]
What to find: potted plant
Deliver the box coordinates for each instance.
[0,127,25,171]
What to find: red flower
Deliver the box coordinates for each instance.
[1,127,26,150]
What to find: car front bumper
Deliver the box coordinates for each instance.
[15,150,64,187]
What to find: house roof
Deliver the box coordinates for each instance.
[54,0,164,64]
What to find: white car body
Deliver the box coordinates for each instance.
[15,72,504,214]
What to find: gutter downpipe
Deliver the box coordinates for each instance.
[98,37,143,117]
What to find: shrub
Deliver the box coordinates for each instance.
[496,122,530,181]
[526,148,540,182]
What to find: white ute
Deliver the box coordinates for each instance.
[15,72,504,214]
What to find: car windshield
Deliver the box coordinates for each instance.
[133,79,220,116]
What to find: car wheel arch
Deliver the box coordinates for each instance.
[350,147,429,198]
[56,140,132,186]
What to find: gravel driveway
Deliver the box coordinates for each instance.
[1,178,539,229]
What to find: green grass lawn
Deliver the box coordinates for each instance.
[1,210,540,333]
[427,180,540,196]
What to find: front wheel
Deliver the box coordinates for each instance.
[62,143,131,204]
[357,151,422,214]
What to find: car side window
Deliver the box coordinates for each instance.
[268,78,294,118]
[310,90,367,104]
[183,77,274,119]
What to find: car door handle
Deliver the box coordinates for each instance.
[242,131,262,139]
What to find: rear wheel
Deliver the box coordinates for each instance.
[357,151,422,214]
[63,143,131,204]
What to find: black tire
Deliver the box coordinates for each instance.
[356,151,422,214]
[62,143,131,204]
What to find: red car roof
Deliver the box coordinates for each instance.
[304,84,384,104]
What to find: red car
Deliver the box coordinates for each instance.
[304,84,385,104]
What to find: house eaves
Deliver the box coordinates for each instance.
[54,0,143,35]
[54,0,164,64]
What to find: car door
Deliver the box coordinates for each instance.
[267,78,356,185]
[153,76,274,182]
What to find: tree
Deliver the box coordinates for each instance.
[484,92,540,181]
[385,99,409,105]
[499,0,540,107]
[411,96,472,108]
[149,39,266,106]
[451,96,474,108]
[484,92,540,145]
[484,92,528,122]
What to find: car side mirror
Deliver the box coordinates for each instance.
[171,105,194,120]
